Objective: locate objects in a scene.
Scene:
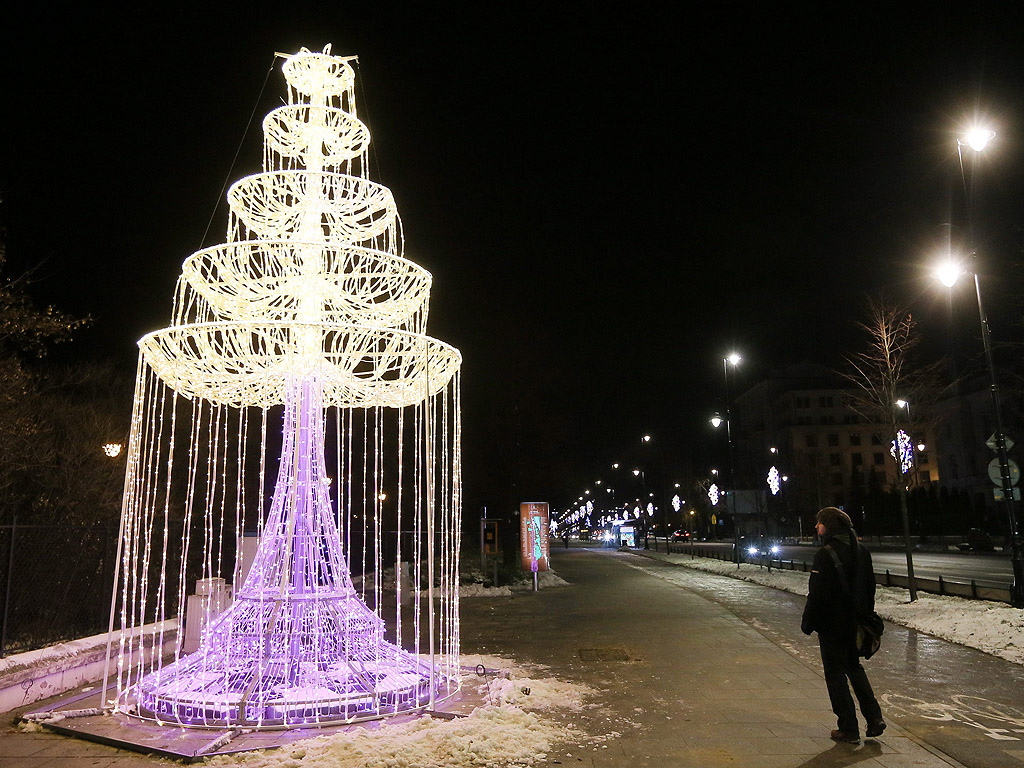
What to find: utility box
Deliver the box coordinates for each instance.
[182,577,231,653]
[234,531,261,588]
[482,519,500,555]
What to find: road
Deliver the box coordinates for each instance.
[663,540,1013,587]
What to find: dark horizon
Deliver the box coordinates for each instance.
[3,5,1024,517]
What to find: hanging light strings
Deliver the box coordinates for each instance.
[105,45,462,729]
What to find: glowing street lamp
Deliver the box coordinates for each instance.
[964,127,995,152]
[936,125,1024,607]
[712,352,741,564]
[936,256,1023,603]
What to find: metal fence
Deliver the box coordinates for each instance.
[664,541,1013,604]
[0,522,444,658]
[0,521,119,657]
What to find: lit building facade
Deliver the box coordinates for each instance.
[731,362,937,536]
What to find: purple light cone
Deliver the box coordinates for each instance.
[130,378,440,727]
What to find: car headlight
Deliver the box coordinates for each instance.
[770,545,781,555]
[747,546,759,556]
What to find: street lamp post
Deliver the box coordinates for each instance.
[632,467,648,548]
[937,260,1024,605]
[893,398,919,601]
[935,127,1024,607]
[711,352,741,565]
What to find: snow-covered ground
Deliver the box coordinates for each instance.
[201,554,1023,767]
[651,552,1024,666]
[459,569,570,598]
[208,655,599,768]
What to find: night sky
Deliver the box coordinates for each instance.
[3,4,1024,516]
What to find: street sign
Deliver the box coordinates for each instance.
[986,433,1015,452]
[988,458,1020,487]
[994,487,1022,501]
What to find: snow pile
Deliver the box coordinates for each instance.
[208,656,597,768]
[484,670,597,711]
[211,706,561,768]
[648,552,1024,666]
[462,653,597,712]
[876,590,1024,665]
[535,571,570,588]
[459,567,570,597]
[509,570,571,591]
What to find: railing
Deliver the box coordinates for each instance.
[662,542,1013,605]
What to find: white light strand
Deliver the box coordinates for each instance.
[111,46,461,729]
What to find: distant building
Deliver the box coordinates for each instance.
[931,372,1013,531]
[731,362,937,537]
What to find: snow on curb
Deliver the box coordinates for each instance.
[649,552,1024,666]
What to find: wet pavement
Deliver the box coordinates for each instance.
[617,550,1024,767]
[458,547,1024,767]
[3,546,1024,766]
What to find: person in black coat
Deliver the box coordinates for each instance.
[801,506,885,743]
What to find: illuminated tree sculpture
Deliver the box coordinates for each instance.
[106,46,462,728]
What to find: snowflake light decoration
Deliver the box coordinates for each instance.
[767,466,781,496]
[890,429,914,474]
[708,483,720,506]
[105,47,462,730]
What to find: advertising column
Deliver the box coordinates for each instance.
[520,502,550,572]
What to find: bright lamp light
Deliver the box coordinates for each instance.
[966,128,995,152]
[936,260,961,288]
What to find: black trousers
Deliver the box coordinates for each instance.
[819,632,882,733]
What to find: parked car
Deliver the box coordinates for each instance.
[958,528,995,552]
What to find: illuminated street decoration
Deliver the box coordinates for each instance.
[708,483,720,506]
[646,502,654,517]
[767,466,781,496]
[890,429,914,474]
[671,495,681,512]
[108,47,462,729]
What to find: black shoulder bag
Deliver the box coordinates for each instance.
[824,542,884,659]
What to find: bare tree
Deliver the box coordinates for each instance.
[0,220,91,523]
[841,294,946,601]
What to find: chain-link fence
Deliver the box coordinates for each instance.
[0,521,119,656]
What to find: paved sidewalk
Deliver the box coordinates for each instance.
[3,547,1023,766]
[459,547,975,767]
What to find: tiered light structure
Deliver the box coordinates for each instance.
[106,46,462,728]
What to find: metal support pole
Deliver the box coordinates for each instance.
[974,270,1024,607]
[1,518,16,657]
[725,361,739,568]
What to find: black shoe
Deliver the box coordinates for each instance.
[830,729,860,743]
[866,719,886,737]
